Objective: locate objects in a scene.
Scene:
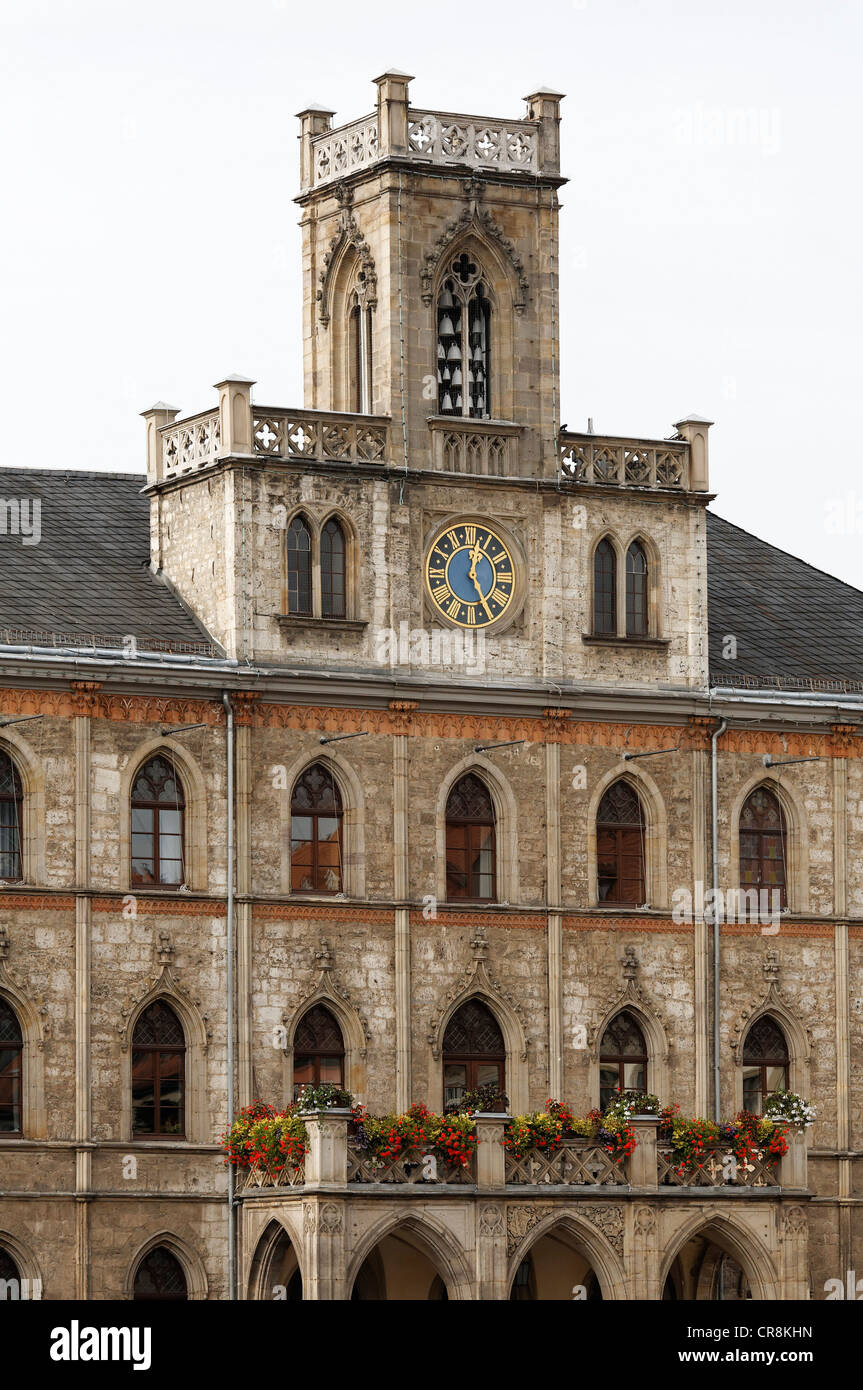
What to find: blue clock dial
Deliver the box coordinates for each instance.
[424,522,516,628]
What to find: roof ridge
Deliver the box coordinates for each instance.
[0,467,145,482]
[707,509,863,600]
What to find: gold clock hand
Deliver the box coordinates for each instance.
[469,548,494,621]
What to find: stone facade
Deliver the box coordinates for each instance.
[0,71,860,1302]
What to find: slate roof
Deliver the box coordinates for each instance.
[0,469,860,686]
[706,511,863,688]
[0,469,215,654]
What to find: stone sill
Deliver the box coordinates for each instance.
[426,415,523,436]
[276,615,367,633]
[582,634,671,650]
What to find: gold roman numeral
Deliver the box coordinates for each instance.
[433,584,450,603]
[447,597,461,618]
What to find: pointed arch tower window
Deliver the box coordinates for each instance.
[742,1015,789,1114]
[442,999,505,1111]
[739,786,787,909]
[292,1003,345,1100]
[290,764,343,894]
[321,517,346,619]
[131,756,186,889]
[599,1011,648,1108]
[131,1000,186,1138]
[625,541,648,637]
[348,286,373,414]
[287,515,313,616]
[133,1247,188,1301]
[445,772,496,901]
[437,253,491,418]
[596,780,645,905]
[593,538,617,636]
[0,750,23,881]
[0,998,23,1135]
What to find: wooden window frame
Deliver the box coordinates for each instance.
[445,774,497,903]
[596,782,645,906]
[130,757,186,891]
[739,787,788,910]
[0,999,23,1137]
[131,1002,186,1140]
[625,540,649,637]
[287,514,313,616]
[290,765,344,896]
[593,538,617,637]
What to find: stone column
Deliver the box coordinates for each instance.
[628,1115,659,1188]
[73,710,91,1299]
[778,1125,808,1190]
[674,415,712,491]
[545,731,563,1098]
[301,1110,350,1299]
[392,720,411,1112]
[302,1109,350,1188]
[475,1112,507,1189]
[235,714,253,1108]
[474,1115,508,1300]
[140,402,179,485]
[831,734,852,1279]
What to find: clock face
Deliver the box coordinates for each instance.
[425,521,516,629]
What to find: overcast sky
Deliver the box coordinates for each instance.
[2,0,861,586]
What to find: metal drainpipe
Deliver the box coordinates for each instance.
[711,717,727,1122]
[222,691,236,1300]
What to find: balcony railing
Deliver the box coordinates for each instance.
[252,409,390,466]
[505,1140,628,1187]
[347,1144,476,1186]
[559,432,690,490]
[428,417,520,477]
[657,1145,779,1189]
[235,1115,806,1196]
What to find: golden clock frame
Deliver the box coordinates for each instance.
[421,512,528,635]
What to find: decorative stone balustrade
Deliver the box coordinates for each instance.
[145,377,393,484]
[428,417,520,477]
[559,432,691,491]
[236,1114,806,1195]
[505,1141,628,1188]
[298,74,563,192]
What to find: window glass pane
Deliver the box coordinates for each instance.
[131,808,152,833]
[319,1056,343,1083]
[623,1061,646,1092]
[477,1063,501,1089]
[765,1066,786,1094]
[443,1064,467,1109]
[159,809,181,835]
[742,1066,761,1113]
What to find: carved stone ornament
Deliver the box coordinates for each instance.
[579,1204,625,1256]
[728,949,813,1058]
[479,1203,504,1236]
[117,930,211,1053]
[781,1205,807,1238]
[316,186,378,326]
[281,938,371,1058]
[634,1205,656,1235]
[427,927,529,1060]
[505,1204,553,1258]
[421,177,529,314]
[587,945,669,1056]
[320,1202,343,1235]
[0,923,51,1048]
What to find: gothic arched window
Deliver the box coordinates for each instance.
[593,538,617,636]
[0,751,23,882]
[131,756,185,889]
[133,1247,188,1301]
[292,1003,345,1100]
[321,518,346,619]
[437,254,491,418]
[348,289,372,414]
[596,781,645,905]
[442,999,505,1111]
[290,764,343,894]
[445,773,496,902]
[739,787,787,909]
[0,999,23,1135]
[742,1015,789,1114]
[625,540,648,637]
[287,514,313,616]
[599,1011,648,1109]
[131,1001,186,1138]
[0,1246,19,1287]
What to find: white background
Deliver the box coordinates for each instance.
[1,0,861,585]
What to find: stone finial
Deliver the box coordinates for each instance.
[214,375,255,456]
[470,928,489,961]
[0,923,8,962]
[523,88,565,174]
[157,931,174,968]
[141,402,180,484]
[296,104,335,188]
[763,949,780,983]
[315,938,335,973]
[674,415,713,492]
[374,70,413,157]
